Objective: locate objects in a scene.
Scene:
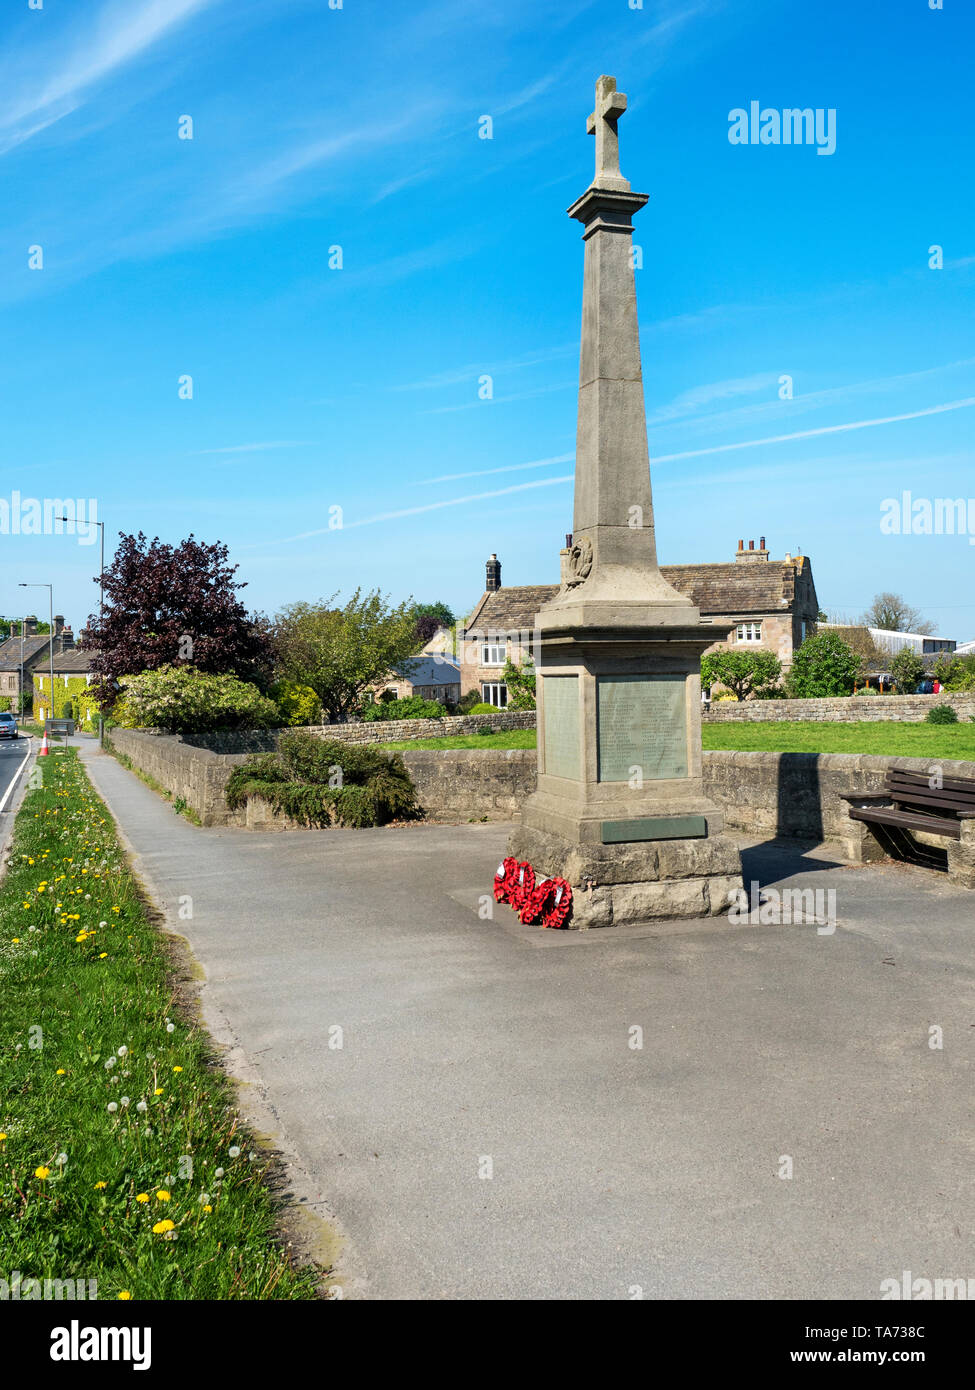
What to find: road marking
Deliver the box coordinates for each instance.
[0,738,33,815]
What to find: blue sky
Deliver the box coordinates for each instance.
[2,0,973,639]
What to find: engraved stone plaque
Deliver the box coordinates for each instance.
[596,675,687,782]
[542,675,580,780]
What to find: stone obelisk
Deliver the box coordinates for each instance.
[508,76,742,927]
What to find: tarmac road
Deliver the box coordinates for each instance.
[0,734,32,859]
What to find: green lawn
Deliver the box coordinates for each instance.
[383,720,975,761]
[382,728,538,751]
[702,720,975,759]
[0,748,320,1300]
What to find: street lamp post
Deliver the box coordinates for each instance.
[56,514,106,745]
[19,582,54,733]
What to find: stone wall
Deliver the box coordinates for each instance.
[181,707,536,754]
[105,728,252,827]
[103,730,975,863]
[703,692,975,723]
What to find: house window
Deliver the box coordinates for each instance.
[736,622,762,643]
[482,683,508,708]
[481,640,507,666]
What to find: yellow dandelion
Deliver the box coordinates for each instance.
[173,1066,182,1073]
[154,1087,164,1096]
[152,1219,175,1235]
[156,1190,171,1202]
[99,953,108,959]
[35,1166,51,1180]
[202,1204,212,1213]
[135,1192,149,1203]
[94,1181,107,1190]
[56,1068,66,1075]
[118,1291,132,1300]
[0,1133,7,1142]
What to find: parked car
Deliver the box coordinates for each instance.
[0,711,18,739]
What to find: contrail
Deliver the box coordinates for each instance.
[651,398,975,463]
[265,474,574,544]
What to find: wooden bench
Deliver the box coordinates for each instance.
[840,768,975,875]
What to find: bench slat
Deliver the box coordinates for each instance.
[848,805,962,840]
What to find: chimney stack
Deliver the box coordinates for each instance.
[22,615,38,636]
[59,626,75,651]
[736,537,770,563]
[485,554,502,592]
[53,614,65,635]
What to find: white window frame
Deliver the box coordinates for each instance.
[481,682,508,708]
[736,622,763,644]
[481,639,507,667]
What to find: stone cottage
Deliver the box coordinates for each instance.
[0,615,78,710]
[460,540,820,705]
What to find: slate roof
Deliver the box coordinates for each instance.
[393,656,461,685]
[465,558,814,632]
[0,635,53,670]
[46,649,97,674]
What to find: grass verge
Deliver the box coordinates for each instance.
[382,722,975,760]
[0,747,320,1300]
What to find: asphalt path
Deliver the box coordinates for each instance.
[77,741,975,1301]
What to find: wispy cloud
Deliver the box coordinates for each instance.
[649,372,778,423]
[652,398,975,464]
[0,0,220,155]
[190,441,313,456]
[248,474,574,547]
[417,452,574,485]
[395,343,576,392]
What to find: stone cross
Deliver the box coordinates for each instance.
[586,75,628,186]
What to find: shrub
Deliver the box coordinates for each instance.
[270,679,321,726]
[115,665,279,734]
[889,648,925,694]
[926,704,959,724]
[502,656,536,709]
[787,632,861,697]
[454,690,485,715]
[701,649,782,702]
[466,702,497,715]
[359,695,447,722]
[0,696,10,712]
[225,729,421,828]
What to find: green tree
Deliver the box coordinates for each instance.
[269,680,321,727]
[274,590,422,723]
[701,649,782,702]
[502,655,536,709]
[787,632,861,697]
[889,647,925,693]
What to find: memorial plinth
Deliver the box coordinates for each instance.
[508,76,743,927]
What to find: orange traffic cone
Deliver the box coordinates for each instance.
[39,731,50,756]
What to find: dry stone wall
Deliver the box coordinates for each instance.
[704,693,975,722]
[103,729,975,869]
